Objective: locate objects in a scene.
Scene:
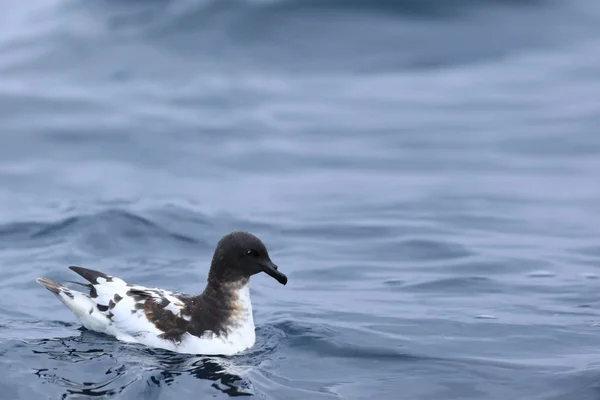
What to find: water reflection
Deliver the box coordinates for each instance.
[145,356,253,396]
[30,329,254,397]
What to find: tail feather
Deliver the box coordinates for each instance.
[36,275,109,332]
[36,277,63,295]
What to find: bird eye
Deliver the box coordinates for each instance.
[246,249,257,256]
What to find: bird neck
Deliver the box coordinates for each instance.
[202,276,251,310]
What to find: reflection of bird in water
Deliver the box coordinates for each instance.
[146,355,254,396]
[30,331,256,397]
[35,232,287,356]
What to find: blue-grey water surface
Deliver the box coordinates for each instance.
[1,0,600,399]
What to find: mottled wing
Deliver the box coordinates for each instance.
[124,286,194,342]
[68,266,193,342]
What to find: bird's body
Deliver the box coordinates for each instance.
[36,232,287,356]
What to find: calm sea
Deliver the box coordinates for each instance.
[1,0,600,399]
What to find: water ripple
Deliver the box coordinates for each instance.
[0,209,200,251]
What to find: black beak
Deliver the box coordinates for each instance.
[262,260,287,285]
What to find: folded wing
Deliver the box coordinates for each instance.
[68,266,193,343]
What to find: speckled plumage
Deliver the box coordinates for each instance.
[36,231,287,356]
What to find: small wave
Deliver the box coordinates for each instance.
[15,0,580,75]
[252,0,543,18]
[396,238,474,261]
[0,209,200,252]
[95,0,543,20]
[68,0,553,41]
[397,276,506,294]
[270,319,419,362]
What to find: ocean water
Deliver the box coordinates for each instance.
[1,0,600,398]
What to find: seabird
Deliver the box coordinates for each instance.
[36,231,287,356]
